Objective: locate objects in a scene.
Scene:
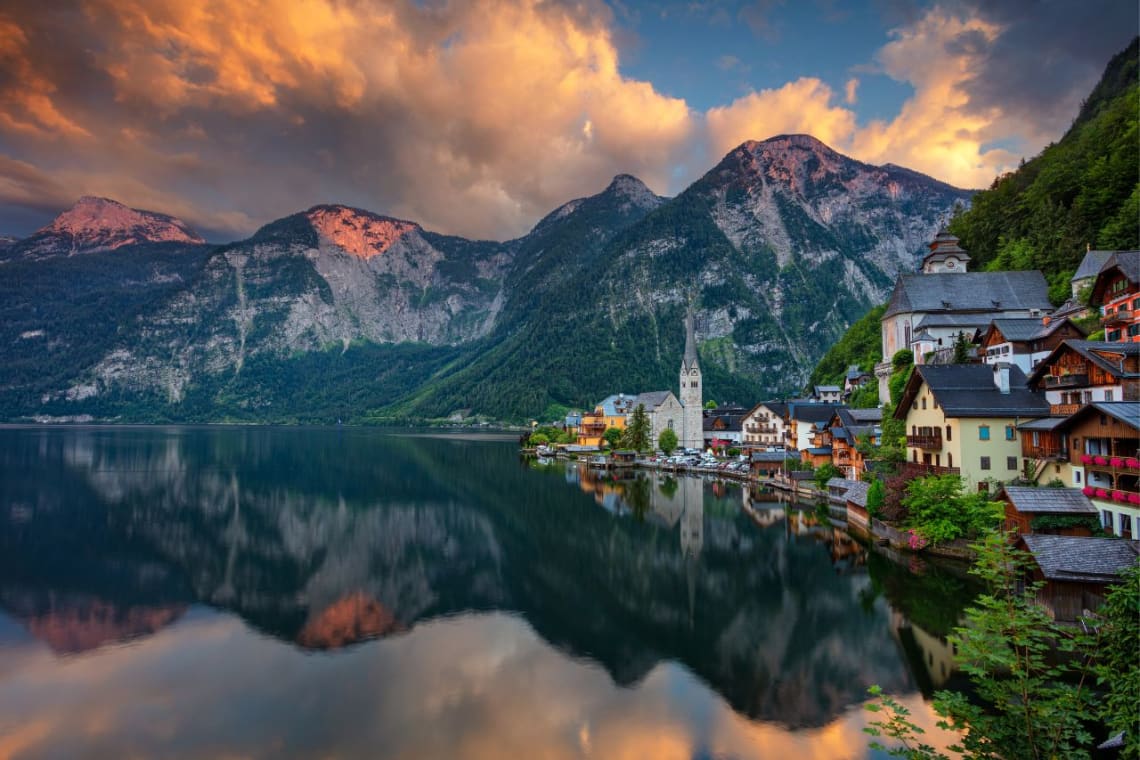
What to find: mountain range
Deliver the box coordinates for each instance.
[0,134,970,423]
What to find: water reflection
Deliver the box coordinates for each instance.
[0,427,974,756]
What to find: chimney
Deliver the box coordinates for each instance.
[993,363,1010,394]
[1042,315,1051,327]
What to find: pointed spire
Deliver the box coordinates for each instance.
[683,307,699,371]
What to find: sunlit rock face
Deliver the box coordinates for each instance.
[296,592,405,649]
[15,197,205,257]
[305,206,420,259]
[13,597,186,654]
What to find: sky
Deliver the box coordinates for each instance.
[0,0,1135,242]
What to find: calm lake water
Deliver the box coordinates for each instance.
[0,427,977,759]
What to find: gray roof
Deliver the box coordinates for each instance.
[884,271,1051,319]
[1091,401,1140,429]
[1072,250,1114,281]
[1017,417,1066,432]
[1102,250,1140,284]
[815,385,841,393]
[985,318,1065,343]
[1021,535,1139,583]
[805,446,832,455]
[909,364,1050,418]
[844,481,870,507]
[752,452,790,463]
[846,365,870,380]
[788,402,844,424]
[846,408,883,423]
[826,477,859,490]
[1002,486,1097,514]
[914,313,994,329]
[634,390,676,411]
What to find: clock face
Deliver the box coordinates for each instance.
[946,258,956,268]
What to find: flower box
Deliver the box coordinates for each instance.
[1127,458,1140,470]
[1080,454,1093,464]
[1128,493,1140,505]
[1110,457,1124,468]
[1111,490,1127,502]
[1094,456,1108,466]
[1095,488,1109,499]
[1082,486,1095,497]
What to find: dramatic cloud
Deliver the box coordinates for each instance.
[0,0,1133,240]
[0,0,693,239]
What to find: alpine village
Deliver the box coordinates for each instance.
[1,25,1138,760]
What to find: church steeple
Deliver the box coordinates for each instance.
[679,306,703,449]
[682,309,699,372]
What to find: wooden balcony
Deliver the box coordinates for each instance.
[906,433,943,450]
[1022,444,1067,461]
[1044,373,1089,389]
[1104,309,1134,327]
[1050,403,1081,416]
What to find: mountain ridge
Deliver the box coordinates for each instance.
[1,135,971,422]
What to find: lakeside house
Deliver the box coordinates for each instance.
[1053,401,1140,538]
[703,409,745,451]
[977,317,1086,375]
[787,402,844,455]
[828,407,882,479]
[1026,340,1140,415]
[1016,534,1139,622]
[741,401,790,450]
[812,385,842,403]
[843,481,872,531]
[843,365,873,400]
[576,393,636,446]
[895,363,1049,490]
[750,451,789,479]
[876,231,1053,403]
[999,486,1098,537]
[1089,250,1140,343]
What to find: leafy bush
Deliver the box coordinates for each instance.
[902,474,1002,545]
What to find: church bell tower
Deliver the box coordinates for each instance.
[679,309,703,449]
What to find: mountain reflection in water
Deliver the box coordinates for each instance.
[0,427,974,758]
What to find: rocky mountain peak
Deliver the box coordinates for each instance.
[604,174,660,206]
[32,196,205,252]
[304,205,420,259]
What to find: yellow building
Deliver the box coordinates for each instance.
[576,393,635,447]
[895,364,1050,490]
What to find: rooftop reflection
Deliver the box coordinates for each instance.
[0,427,975,755]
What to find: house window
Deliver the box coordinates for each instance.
[1105,390,1114,401]
[1102,510,1113,529]
[947,452,953,467]
[1007,456,1018,470]
[1075,470,1081,484]
[921,398,927,410]
[946,425,952,441]
[912,450,918,462]
[979,425,990,441]
[980,456,991,470]
[1122,514,1133,536]
[1005,425,1015,441]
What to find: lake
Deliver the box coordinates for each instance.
[0,427,976,758]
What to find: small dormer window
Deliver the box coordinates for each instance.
[946,258,956,268]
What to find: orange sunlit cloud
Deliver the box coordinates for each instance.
[0,0,1125,239]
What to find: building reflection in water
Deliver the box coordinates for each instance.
[0,428,974,758]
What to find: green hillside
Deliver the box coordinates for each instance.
[948,37,1139,303]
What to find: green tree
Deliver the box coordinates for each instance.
[902,475,1002,545]
[1096,563,1140,757]
[814,462,842,490]
[867,532,1108,759]
[529,433,550,446]
[951,331,971,364]
[620,404,651,452]
[602,427,623,449]
[866,479,885,518]
[704,400,718,410]
[658,427,679,455]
